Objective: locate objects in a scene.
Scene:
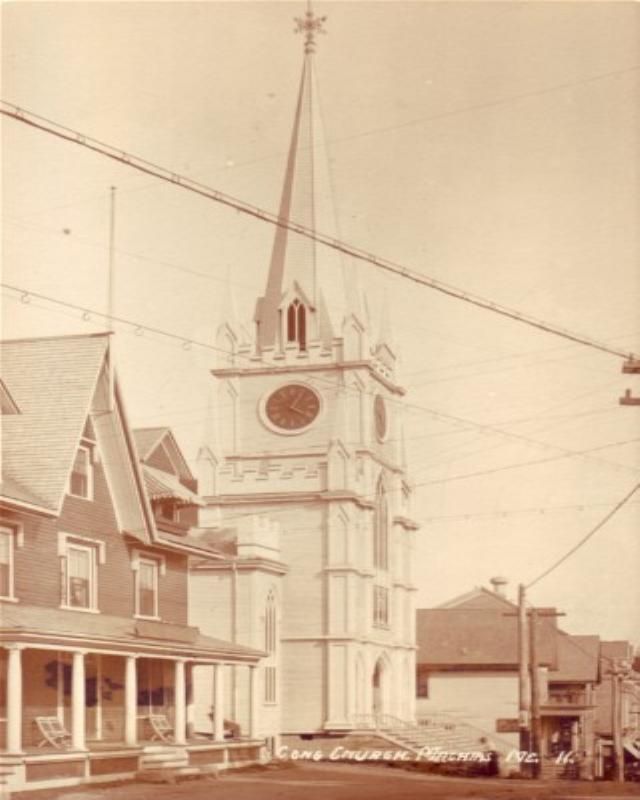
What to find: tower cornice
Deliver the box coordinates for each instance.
[211,359,406,396]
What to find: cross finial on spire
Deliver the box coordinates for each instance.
[294,2,327,54]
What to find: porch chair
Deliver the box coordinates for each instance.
[35,716,72,749]
[148,713,174,743]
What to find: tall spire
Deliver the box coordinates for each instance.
[254,4,359,353]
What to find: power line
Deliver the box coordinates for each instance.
[422,500,640,524]
[422,437,640,487]
[526,478,640,589]
[5,283,639,481]
[1,100,635,361]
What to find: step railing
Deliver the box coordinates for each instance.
[350,714,414,731]
[416,711,516,755]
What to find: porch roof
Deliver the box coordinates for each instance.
[142,464,204,507]
[0,602,263,662]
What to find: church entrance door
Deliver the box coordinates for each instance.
[372,657,388,722]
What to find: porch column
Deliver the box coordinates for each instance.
[174,659,186,744]
[6,644,24,754]
[249,664,259,739]
[213,663,225,742]
[185,663,195,739]
[124,655,137,746]
[71,650,87,750]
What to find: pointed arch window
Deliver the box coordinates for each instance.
[373,477,388,570]
[264,591,277,703]
[286,299,307,350]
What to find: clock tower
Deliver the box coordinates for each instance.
[195,7,418,736]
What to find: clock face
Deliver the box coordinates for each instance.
[264,384,320,432]
[374,394,387,441]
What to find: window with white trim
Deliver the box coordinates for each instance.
[131,551,165,619]
[137,558,159,618]
[69,444,93,500]
[0,527,15,598]
[58,533,104,611]
[66,543,97,609]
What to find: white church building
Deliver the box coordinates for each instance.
[189,9,418,743]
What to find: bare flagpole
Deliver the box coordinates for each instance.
[108,185,116,409]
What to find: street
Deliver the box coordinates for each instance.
[12,762,640,800]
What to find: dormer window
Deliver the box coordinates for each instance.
[159,500,178,522]
[287,299,307,350]
[69,444,93,500]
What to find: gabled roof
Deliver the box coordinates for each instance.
[600,640,634,661]
[133,427,168,461]
[0,474,51,513]
[1,334,110,513]
[133,427,194,483]
[0,333,157,544]
[437,586,517,612]
[552,633,600,683]
[416,607,558,669]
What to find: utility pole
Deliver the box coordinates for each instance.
[506,590,565,778]
[517,584,530,754]
[610,658,631,782]
[529,607,541,779]
[619,357,640,405]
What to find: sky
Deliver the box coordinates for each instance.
[2,1,639,644]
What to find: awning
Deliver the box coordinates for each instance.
[142,465,204,506]
[624,739,640,759]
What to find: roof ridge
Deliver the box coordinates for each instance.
[1,331,112,345]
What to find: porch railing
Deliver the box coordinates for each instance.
[544,691,589,706]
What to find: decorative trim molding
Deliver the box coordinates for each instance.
[211,359,406,396]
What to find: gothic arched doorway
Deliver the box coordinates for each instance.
[372,656,389,719]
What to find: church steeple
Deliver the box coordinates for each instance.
[254,5,360,354]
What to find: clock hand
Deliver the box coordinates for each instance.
[289,391,305,414]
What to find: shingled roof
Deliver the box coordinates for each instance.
[417,586,559,669]
[552,633,600,682]
[1,334,109,513]
[417,607,558,669]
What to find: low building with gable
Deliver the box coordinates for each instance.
[416,581,615,779]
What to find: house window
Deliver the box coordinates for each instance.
[69,444,93,499]
[0,527,14,598]
[373,585,389,628]
[66,543,97,609]
[286,299,307,350]
[137,558,159,618]
[373,477,389,570]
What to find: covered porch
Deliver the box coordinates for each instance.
[0,617,264,791]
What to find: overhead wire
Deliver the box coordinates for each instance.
[525,478,640,589]
[1,100,635,361]
[5,282,639,481]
